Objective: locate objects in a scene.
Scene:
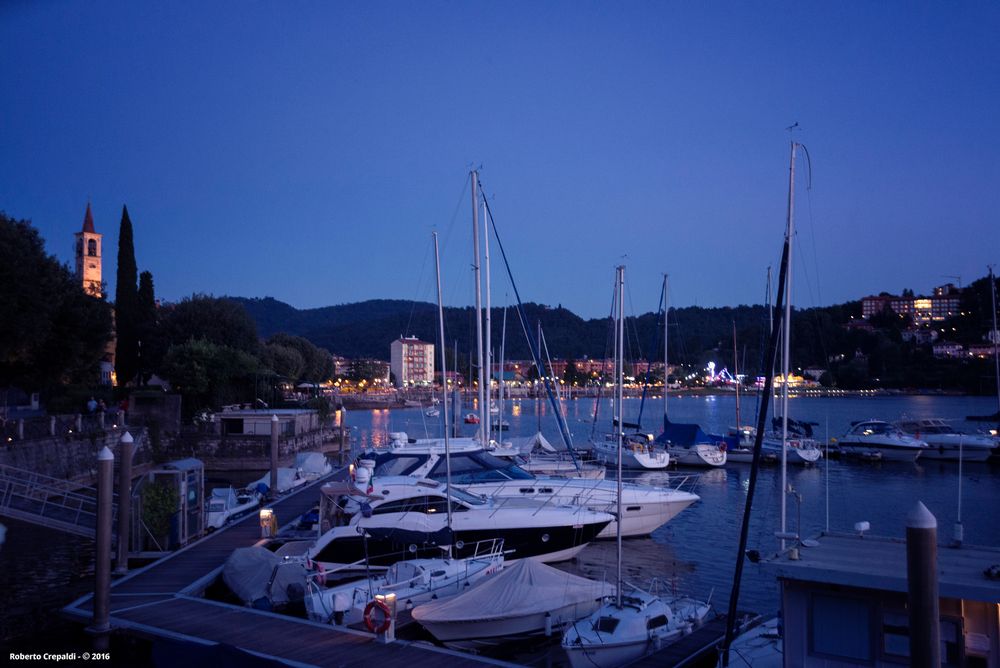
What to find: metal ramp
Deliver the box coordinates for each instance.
[0,463,116,538]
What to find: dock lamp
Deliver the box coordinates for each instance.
[259,508,276,538]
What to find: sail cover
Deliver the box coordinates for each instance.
[411,559,611,623]
[507,431,561,454]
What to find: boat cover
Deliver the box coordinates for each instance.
[250,468,301,494]
[654,417,736,449]
[506,431,560,454]
[411,559,612,623]
[222,546,309,607]
[295,452,330,475]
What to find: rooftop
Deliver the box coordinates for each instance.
[762,531,1000,603]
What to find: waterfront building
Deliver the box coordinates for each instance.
[933,341,965,359]
[389,336,434,388]
[762,532,999,666]
[862,284,961,324]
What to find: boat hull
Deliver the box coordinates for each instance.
[665,443,727,467]
[420,598,604,649]
[836,440,923,462]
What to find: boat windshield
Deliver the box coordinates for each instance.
[373,454,429,477]
[208,501,226,512]
[428,452,534,483]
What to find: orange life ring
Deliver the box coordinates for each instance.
[363,599,392,634]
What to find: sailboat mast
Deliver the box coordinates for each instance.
[734,320,741,429]
[483,195,492,443]
[991,265,1000,419]
[663,274,669,427]
[499,305,507,434]
[781,140,797,545]
[615,265,625,610]
[471,171,487,437]
[433,232,453,530]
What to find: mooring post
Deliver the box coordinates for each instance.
[269,414,279,500]
[114,432,133,575]
[90,445,114,647]
[906,501,941,668]
[50,415,56,436]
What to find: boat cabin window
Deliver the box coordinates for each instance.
[373,454,429,477]
[647,615,668,630]
[858,422,891,436]
[595,616,620,633]
[427,452,534,483]
[208,501,226,512]
[372,495,469,515]
[809,593,873,661]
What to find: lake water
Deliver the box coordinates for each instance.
[3,394,999,662]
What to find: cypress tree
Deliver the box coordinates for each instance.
[115,205,139,386]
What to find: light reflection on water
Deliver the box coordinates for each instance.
[4,395,998,645]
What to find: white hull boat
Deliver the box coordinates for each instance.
[563,588,713,668]
[720,616,783,667]
[304,539,504,626]
[365,438,699,539]
[412,558,612,649]
[294,452,333,481]
[836,420,927,462]
[251,467,309,495]
[664,442,727,467]
[206,487,261,530]
[307,476,613,570]
[761,435,823,464]
[592,434,670,470]
[896,418,996,462]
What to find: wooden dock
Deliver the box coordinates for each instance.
[62,472,514,668]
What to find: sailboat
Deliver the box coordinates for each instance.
[563,266,712,668]
[654,275,728,467]
[967,266,1000,433]
[759,143,822,467]
[591,274,670,470]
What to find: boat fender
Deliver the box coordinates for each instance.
[363,599,392,634]
[717,441,727,452]
[314,562,326,586]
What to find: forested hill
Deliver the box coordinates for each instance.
[230,296,862,377]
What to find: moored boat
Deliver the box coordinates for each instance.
[895,418,996,462]
[834,420,927,462]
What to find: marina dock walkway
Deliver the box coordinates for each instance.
[62,471,512,668]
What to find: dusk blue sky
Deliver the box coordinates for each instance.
[2,2,998,318]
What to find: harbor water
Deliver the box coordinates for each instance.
[3,394,999,663]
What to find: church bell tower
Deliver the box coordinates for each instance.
[75,203,103,298]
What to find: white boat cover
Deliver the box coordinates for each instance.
[294,452,330,475]
[222,546,309,607]
[251,468,301,494]
[506,431,561,454]
[411,558,612,623]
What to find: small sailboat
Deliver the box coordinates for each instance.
[412,557,612,649]
[304,534,504,626]
[563,266,713,667]
[653,276,727,467]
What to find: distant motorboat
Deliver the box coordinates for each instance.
[425,408,440,418]
[206,487,261,531]
[464,413,480,424]
[895,418,996,462]
[834,420,927,462]
[412,558,613,649]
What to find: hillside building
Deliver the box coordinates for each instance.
[862,284,960,324]
[390,336,434,388]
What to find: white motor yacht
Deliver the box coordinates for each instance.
[366,434,699,539]
[835,420,927,462]
[895,418,997,462]
[306,476,613,570]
